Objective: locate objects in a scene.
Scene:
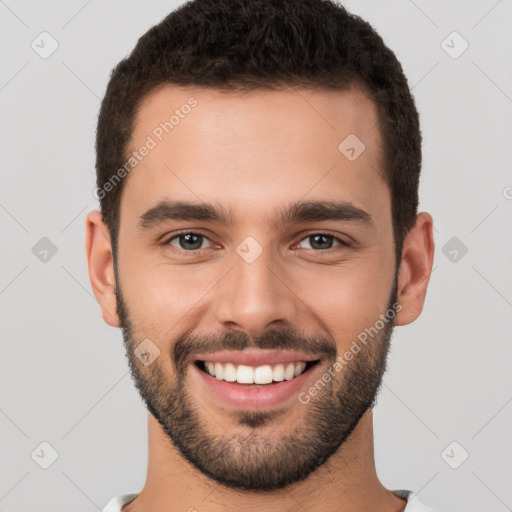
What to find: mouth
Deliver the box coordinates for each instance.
[190,351,323,410]
[194,359,320,386]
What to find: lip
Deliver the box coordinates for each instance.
[192,349,320,366]
[190,358,322,410]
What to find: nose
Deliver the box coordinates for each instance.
[213,247,300,337]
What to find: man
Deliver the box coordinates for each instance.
[86,0,436,510]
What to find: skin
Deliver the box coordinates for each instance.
[85,85,434,511]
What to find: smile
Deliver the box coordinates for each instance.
[190,350,322,410]
[196,360,318,385]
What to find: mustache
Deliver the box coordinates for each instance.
[172,327,337,371]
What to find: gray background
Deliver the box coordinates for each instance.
[1,1,511,511]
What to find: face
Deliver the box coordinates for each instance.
[113,85,398,490]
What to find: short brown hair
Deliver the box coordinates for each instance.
[95,0,422,268]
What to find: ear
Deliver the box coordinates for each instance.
[394,212,435,326]
[85,210,120,327]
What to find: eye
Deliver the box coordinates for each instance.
[162,231,351,255]
[165,232,213,252]
[296,232,350,251]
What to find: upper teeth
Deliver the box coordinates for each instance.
[204,361,307,384]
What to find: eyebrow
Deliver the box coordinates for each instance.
[138,199,373,231]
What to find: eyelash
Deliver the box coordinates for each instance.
[162,230,351,255]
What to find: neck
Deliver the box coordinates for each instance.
[123,410,407,512]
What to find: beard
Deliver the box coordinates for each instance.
[114,275,398,492]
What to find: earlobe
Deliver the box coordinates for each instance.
[84,210,120,327]
[394,212,435,326]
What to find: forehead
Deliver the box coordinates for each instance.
[121,84,388,226]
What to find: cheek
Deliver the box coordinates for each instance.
[291,253,393,347]
[119,260,219,335]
